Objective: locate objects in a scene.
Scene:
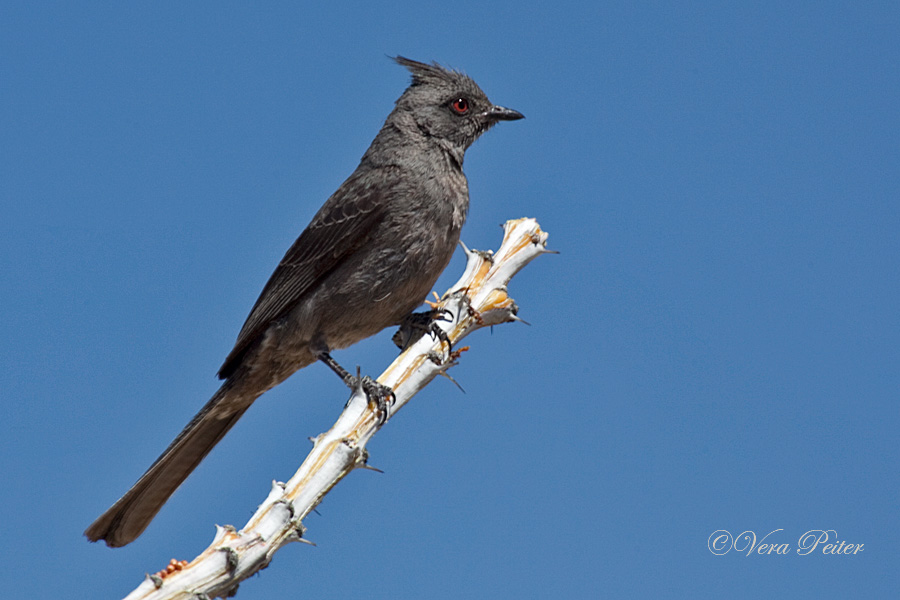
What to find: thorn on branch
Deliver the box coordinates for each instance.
[508,313,531,326]
[356,448,384,473]
[285,524,306,544]
[506,302,530,326]
[438,370,466,393]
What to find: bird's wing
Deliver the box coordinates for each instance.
[217,173,387,378]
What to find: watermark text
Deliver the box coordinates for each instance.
[708,529,864,556]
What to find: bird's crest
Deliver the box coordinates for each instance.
[393,56,467,87]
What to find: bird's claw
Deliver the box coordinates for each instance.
[393,308,455,358]
[353,375,394,424]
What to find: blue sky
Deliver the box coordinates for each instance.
[2,2,897,598]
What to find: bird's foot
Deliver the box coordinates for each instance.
[392,308,454,357]
[352,374,394,424]
[317,351,395,423]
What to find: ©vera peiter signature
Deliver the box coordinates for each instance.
[708,529,864,556]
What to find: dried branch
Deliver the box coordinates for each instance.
[122,217,551,599]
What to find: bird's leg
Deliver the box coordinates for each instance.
[392,308,454,356]
[316,350,353,383]
[316,351,394,423]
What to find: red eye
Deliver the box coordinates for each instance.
[451,97,469,114]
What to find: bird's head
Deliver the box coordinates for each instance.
[392,56,523,155]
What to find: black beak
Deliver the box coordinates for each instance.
[484,104,525,121]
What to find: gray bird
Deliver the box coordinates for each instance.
[85,57,523,547]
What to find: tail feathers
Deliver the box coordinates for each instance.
[84,386,253,547]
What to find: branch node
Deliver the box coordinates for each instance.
[277,498,295,519]
[474,248,494,263]
[218,546,239,575]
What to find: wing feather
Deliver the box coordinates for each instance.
[217,173,387,378]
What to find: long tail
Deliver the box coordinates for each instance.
[84,384,256,547]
